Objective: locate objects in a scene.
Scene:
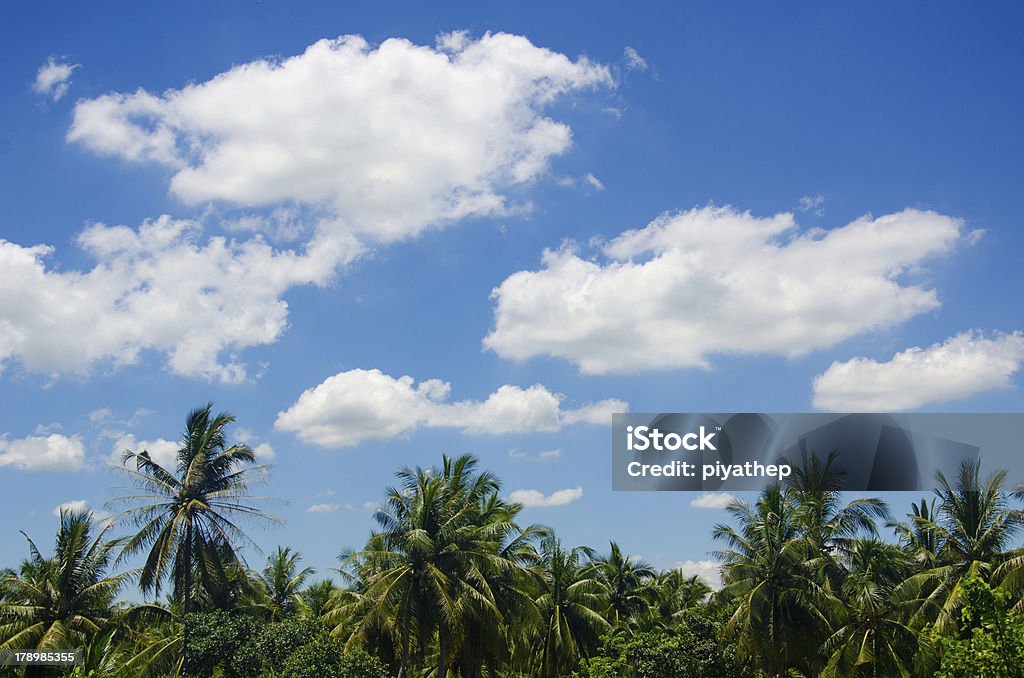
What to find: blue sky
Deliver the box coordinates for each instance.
[2,1,1023,589]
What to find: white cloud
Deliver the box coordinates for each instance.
[53,499,90,516]
[251,442,276,461]
[690,492,737,509]
[674,559,723,589]
[485,206,966,374]
[68,32,612,242]
[34,57,79,101]
[812,330,1024,411]
[89,408,113,423]
[52,500,111,523]
[0,434,85,472]
[509,486,583,507]
[509,448,562,462]
[0,216,358,382]
[274,368,626,448]
[583,173,604,191]
[110,434,179,470]
[306,503,341,513]
[623,47,648,71]
[362,501,378,511]
[797,194,825,216]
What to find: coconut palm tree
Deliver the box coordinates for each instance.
[821,539,919,678]
[712,485,837,677]
[109,403,278,663]
[530,534,609,678]
[337,454,516,678]
[908,459,1023,631]
[0,510,129,655]
[589,541,655,627]
[255,546,314,620]
[646,569,712,627]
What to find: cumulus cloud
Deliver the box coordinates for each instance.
[68,32,612,242]
[690,492,737,509]
[508,486,583,507]
[0,434,85,471]
[34,57,79,101]
[812,330,1024,411]
[109,433,180,470]
[0,216,358,382]
[274,368,626,448]
[306,503,341,513]
[674,559,723,589]
[485,206,966,374]
[52,500,111,523]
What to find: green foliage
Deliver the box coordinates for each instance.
[574,610,750,678]
[181,609,258,678]
[278,636,388,678]
[231,616,323,677]
[932,577,1024,678]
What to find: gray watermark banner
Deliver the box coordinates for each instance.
[612,413,1024,492]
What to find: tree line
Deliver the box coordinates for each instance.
[2,403,1024,677]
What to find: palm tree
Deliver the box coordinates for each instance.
[712,485,836,677]
[256,546,314,620]
[821,539,919,678]
[110,403,278,662]
[0,510,129,655]
[530,534,609,678]
[647,569,712,627]
[298,578,337,620]
[336,454,517,678]
[589,541,655,627]
[908,459,1023,631]
[890,498,941,568]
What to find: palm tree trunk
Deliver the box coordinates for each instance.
[182,522,193,667]
[437,628,447,678]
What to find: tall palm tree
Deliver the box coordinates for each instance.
[908,459,1023,631]
[0,510,129,655]
[530,535,609,678]
[820,539,919,678]
[256,546,314,620]
[589,541,655,627]
[336,454,517,678]
[109,403,278,662]
[712,485,837,678]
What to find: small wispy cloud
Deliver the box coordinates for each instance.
[623,47,648,71]
[305,503,340,513]
[34,57,79,102]
[690,492,737,509]
[797,194,825,216]
[509,486,583,508]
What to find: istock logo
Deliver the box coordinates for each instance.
[625,425,718,452]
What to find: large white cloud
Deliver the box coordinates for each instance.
[485,206,969,374]
[274,368,626,448]
[812,331,1024,411]
[68,32,612,242]
[0,216,358,381]
[0,434,85,472]
[508,486,583,508]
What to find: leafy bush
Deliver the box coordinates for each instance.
[278,635,388,678]
[231,616,324,676]
[181,609,259,678]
